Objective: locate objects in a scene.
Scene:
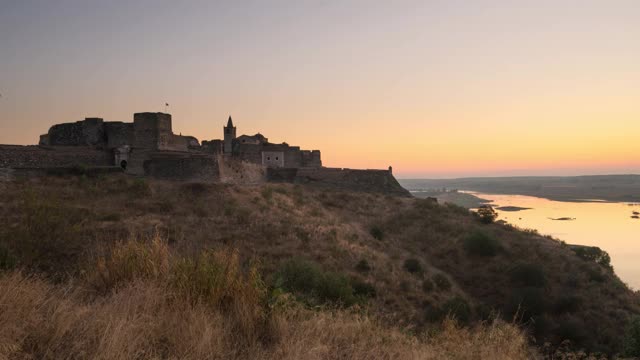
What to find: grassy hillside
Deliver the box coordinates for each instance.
[1,174,639,358]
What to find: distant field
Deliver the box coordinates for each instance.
[400,175,640,203]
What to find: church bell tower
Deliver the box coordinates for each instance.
[223,115,236,154]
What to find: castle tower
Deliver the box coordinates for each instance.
[223,115,236,154]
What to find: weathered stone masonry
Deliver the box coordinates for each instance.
[1,112,409,196]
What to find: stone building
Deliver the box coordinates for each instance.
[211,116,322,168]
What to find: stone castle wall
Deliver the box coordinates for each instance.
[218,156,266,185]
[267,167,410,196]
[0,145,112,169]
[143,153,220,182]
[104,122,134,149]
[47,118,106,146]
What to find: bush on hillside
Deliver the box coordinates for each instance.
[476,205,498,224]
[403,258,423,274]
[423,297,472,324]
[355,259,371,273]
[0,190,85,275]
[569,245,612,270]
[351,279,377,298]
[261,187,274,201]
[433,273,452,291]
[552,295,582,314]
[0,244,16,271]
[510,263,546,288]
[463,232,501,257]
[556,317,588,345]
[508,287,546,319]
[624,317,640,357]
[370,226,384,241]
[442,297,472,324]
[422,279,434,293]
[275,258,359,306]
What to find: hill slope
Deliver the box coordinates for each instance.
[1,174,639,356]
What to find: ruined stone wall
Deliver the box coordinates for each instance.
[0,145,113,168]
[164,134,193,152]
[143,153,219,182]
[301,150,322,167]
[267,167,410,196]
[233,143,263,165]
[201,140,223,154]
[104,122,134,149]
[218,156,266,185]
[47,118,106,146]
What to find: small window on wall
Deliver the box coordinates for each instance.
[275,157,279,160]
[267,157,271,160]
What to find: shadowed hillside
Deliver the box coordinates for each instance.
[1,174,639,358]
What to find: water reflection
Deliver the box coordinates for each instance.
[469,192,640,290]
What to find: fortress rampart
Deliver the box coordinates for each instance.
[1,112,408,196]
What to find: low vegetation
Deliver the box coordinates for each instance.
[0,174,638,357]
[463,231,502,257]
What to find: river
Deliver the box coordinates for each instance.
[468,192,640,290]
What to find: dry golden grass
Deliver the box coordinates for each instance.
[0,234,533,360]
[0,275,532,360]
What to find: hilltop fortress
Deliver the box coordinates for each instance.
[0,112,408,195]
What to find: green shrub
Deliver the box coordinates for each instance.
[423,297,471,324]
[510,263,546,288]
[508,287,546,319]
[403,258,423,274]
[355,259,371,273]
[569,245,612,270]
[370,226,384,241]
[552,295,582,314]
[433,273,451,291]
[442,297,472,324]
[422,279,434,293]
[275,258,358,306]
[351,279,376,298]
[476,205,498,224]
[424,303,443,323]
[0,244,16,271]
[624,317,640,357]
[463,231,501,257]
[586,266,606,283]
[1,190,84,275]
[556,317,587,344]
[261,186,274,201]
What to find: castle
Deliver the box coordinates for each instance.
[0,112,408,195]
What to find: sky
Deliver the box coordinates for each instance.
[0,0,638,178]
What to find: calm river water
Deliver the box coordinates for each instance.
[469,192,640,290]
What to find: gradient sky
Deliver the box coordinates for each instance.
[1,0,638,178]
